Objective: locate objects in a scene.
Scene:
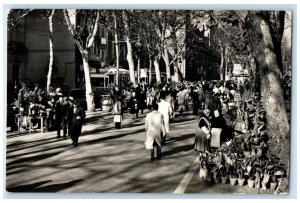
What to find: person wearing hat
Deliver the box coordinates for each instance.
[61,96,71,138]
[69,100,86,147]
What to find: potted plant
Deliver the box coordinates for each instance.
[237,166,245,187]
[261,170,270,190]
[255,171,261,189]
[247,175,255,188]
[270,175,278,190]
[219,164,228,184]
[211,165,220,184]
[229,174,237,186]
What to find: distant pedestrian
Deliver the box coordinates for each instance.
[145,104,166,160]
[61,96,70,137]
[69,100,86,147]
[165,91,175,118]
[177,88,186,115]
[113,96,123,129]
[55,92,64,138]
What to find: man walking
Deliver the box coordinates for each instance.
[145,104,166,160]
[158,92,173,143]
[69,100,86,147]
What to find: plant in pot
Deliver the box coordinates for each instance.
[219,164,228,184]
[211,165,220,184]
[229,174,238,186]
[211,151,223,184]
[261,169,270,190]
[236,162,246,187]
[229,162,238,186]
[254,170,262,189]
[272,169,286,191]
[224,153,238,186]
[270,175,278,190]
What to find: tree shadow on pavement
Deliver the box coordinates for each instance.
[6,151,62,168]
[6,179,83,192]
[162,143,194,158]
[167,133,194,142]
[7,138,68,154]
[80,128,145,146]
[81,122,144,136]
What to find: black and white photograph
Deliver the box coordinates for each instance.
[4,6,293,195]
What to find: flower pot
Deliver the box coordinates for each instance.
[238,178,245,186]
[248,179,255,188]
[229,178,237,186]
[221,176,228,184]
[270,182,278,190]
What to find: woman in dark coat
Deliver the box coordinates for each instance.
[194,109,211,156]
[69,100,86,147]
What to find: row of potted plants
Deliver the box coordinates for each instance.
[199,96,288,192]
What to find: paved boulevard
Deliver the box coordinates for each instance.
[6,108,261,194]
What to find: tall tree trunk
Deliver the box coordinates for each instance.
[113,12,119,86]
[268,11,285,73]
[137,33,141,84]
[137,56,141,83]
[219,46,224,80]
[47,9,55,92]
[63,9,99,112]
[153,56,161,84]
[82,52,95,111]
[122,10,136,84]
[148,56,152,84]
[249,13,289,164]
[162,48,171,81]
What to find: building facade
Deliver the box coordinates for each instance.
[8,10,76,90]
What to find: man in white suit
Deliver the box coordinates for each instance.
[158,92,173,144]
[145,104,166,160]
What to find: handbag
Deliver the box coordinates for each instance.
[114,115,122,123]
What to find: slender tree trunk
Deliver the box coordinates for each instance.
[153,57,161,84]
[82,52,95,111]
[137,33,141,84]
[63,9,99,112]
[137,56,141,83]
[148,56,152,84]
[219,46,224,80]
[122,10,136,84]
[113,12,119,86]
[248,13,289,164]
[162,48,171,81]
[47,9,55,92]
